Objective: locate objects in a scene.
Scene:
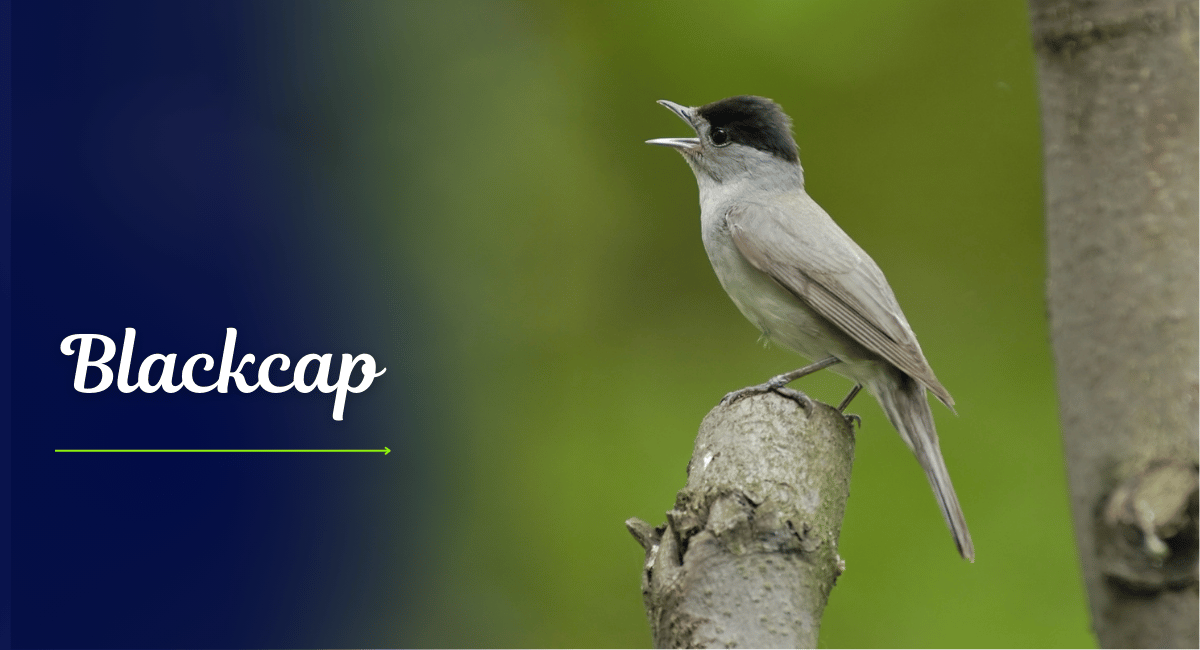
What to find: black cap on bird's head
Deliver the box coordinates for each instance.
[696,96,799,164]
[647,95,800,168]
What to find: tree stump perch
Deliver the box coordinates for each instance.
[627,392,856,648]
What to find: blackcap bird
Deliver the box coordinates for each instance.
[648,95,974,561]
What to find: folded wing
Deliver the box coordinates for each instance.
[727,195,954,409]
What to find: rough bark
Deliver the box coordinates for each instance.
[1028,0,1200,646]
[626,392,855,648]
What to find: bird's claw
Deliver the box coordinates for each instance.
[718,389,749,407]
[719,380,771,406]
[773,386,814,410]
[720,382,813,410]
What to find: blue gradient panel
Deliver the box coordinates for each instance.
[12,3,433,647]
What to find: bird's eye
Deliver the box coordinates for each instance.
[710,127,730,146]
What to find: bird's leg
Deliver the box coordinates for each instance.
[837,384,862,412]
[719,356,841,408]
[837,383,863,429]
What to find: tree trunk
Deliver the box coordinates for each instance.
[1029,1,1199,646]
[626,392,854,648]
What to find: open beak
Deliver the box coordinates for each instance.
[646,100,700,151]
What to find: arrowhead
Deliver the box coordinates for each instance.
[383,447,391,455]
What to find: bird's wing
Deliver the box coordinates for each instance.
[726,195,954,408]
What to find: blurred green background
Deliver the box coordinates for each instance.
[280,0,1093,646]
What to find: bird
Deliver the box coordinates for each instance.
[647,95,974,561]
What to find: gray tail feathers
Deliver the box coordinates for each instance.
[874,372,975,561]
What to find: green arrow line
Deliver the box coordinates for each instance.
[55,447,391,455]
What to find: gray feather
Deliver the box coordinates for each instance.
[873,370,974,561]
[726,194,955,409]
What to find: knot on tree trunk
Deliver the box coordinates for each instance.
[1099,459,1198,591]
